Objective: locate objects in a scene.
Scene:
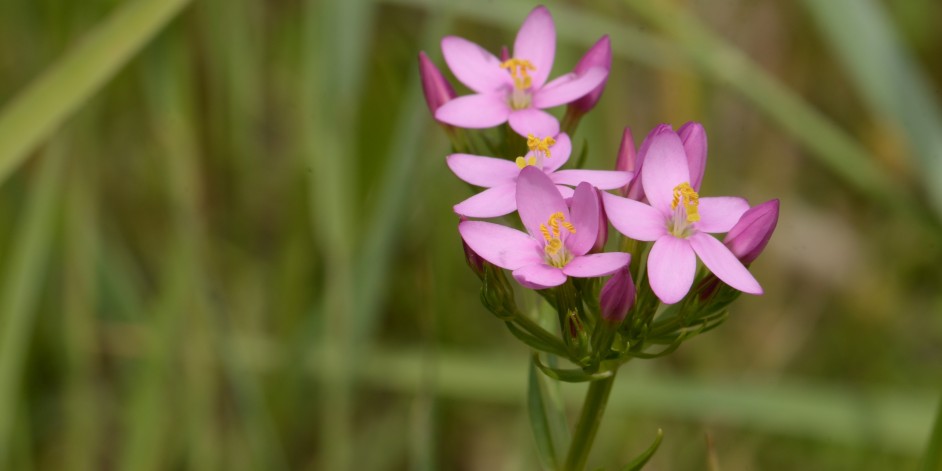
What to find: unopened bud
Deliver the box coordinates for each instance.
[723,199,780,266]
[615,127,637,197]
[625,124,672,200]
[499,45,511,62]
[418,51,456,116]
[592,188,608,253]
[568,35,611,116]
[599,263,635,324]
[677,122,707,191]
[459,218,486,279]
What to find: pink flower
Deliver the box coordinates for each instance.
[447,132,632,218]
[418,51,456,116]
[602,125,762,304]
[434,6,609,136]
[459,167,631,290]
[621,122,706,201]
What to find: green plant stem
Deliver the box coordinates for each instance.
[922,391,942,471]
[564,372,617,471]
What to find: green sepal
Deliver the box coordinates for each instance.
[619,429,663,471]
[532,353,614,383]
[505,321,570,358]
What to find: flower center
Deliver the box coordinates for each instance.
[501,58,535,110]
[539,212,576,268]
[669,182,700,237]
[515,134,556,169]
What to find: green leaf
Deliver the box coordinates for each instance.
[619,429,663,471]
[506,322,570,358]
[922,393,942,471]
[527,359,570,470]
[533,353,614,383]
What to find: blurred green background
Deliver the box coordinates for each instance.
[1,0,941,469]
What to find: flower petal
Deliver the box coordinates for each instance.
[435,93,510,128]
[441,36,511,93]
[555,185,575,200]
[517,166,569,239]
[695,197,750,233]
[513,263,566,289]
[640,127,691,214]
[678,121,707,191]
[562,252,630,278]
[647,236,696,304]
[689,232,763,295]
[508,108,559,137]
[447,154,520,188]
[532,67,608,109]
[513,5,555,88]
[551,169,633,190]
[564,182,599,256]
[602,192,667,241]
[453,184,518,218]
[458,220,542,269]
[541,132,571,172]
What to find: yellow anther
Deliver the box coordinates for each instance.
[544,238,563,256]
[527,134,556,158]
[515,157,527,169]
[539,223,552,242]
[671,182,701,223]
[562,221,576,233]
[500,58,536,90]
[527,156,537,166]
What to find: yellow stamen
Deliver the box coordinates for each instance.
[540,213,577,264]
[545,238,563,255]
[671,182,701,223]
[500,58,535,90]
[516,156,539,169]
[527,134,556,158]
[539,223,552,241]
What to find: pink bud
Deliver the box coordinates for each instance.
[615,127,636,197]
[418,51,456,116]
[458,217,487,278]
[625,124,672,200]
[599,264,635,324]
[591,188,608,253]
[568,35,612,116]
[678,121,707,191]
[723,199,780,265]
[499,45,511,62]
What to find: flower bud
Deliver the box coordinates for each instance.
[459,217,486,279]
[615,127,636,197]
[678,121,707,191]
[723,199,780,265]
[599,263,635,324]
[625,124,671,200]
[568,35,611,116]
[499,45,511,62]
[418,51,456,116]
[591,188,608,253]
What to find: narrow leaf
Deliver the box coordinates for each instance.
[619,429,663,471]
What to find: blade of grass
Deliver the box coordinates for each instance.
[922,392,942,471]
[0,141,65,463]
[800,0,942,220]
[0,0,192,185]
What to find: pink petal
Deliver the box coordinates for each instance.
[626,125,671,200]
[551,170,633,190]
[532,67,608,109]
[689,232,763,295]
[508,108,559,137]
[564,182,599,256]
[678,121,707,191]
[695,197,750,233]
[513,6,555,89]
[453,184,518,218]
[517,167,569,240]
[435,93,510,128]
[562,252,631,278]
[601,192,667,242]
[513,263,566,289]
[569,35,612,114]
[647,236,696,304]
[640,127,691,215]
[447,153,520,188]
[555,185,575,200]
[541,133,571,172]
[458,220,543,270]
[441,36,511,93]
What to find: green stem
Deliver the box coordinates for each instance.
[563,372,617,471]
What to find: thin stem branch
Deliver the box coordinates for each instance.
[563,372,617,471]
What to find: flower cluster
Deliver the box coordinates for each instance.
[421,5,779,468]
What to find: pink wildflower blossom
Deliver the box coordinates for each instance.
[448,132,632,218]
[603,125,762,304]
[459,167,630,289]
[435,6,608,135]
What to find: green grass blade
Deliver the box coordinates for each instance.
[619,429,662,471]
[528,360,564,470]
[801,0,942,219]
[922,393,942,471]
[0,0,192,185]
[0,142,65,462]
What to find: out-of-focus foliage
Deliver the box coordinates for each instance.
[0,0,940,469]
